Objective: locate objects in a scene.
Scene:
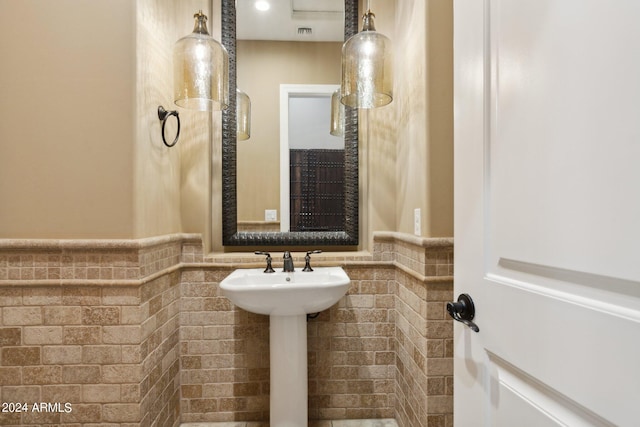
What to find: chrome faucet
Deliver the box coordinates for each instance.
[282,251,295,272]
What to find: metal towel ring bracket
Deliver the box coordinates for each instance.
[157,105,181,147]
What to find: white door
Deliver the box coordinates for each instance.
[453,1,640,426]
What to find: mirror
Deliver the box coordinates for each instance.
[221,0,359,246]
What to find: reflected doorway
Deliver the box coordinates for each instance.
[279,84,344,231]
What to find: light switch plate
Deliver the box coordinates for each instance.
[265,209,278,221]
[414,208,421,236]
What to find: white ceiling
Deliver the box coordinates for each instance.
[236,0,345,42]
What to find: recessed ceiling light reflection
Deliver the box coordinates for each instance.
[255,0,270,11]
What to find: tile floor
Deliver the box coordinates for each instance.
[181,420,398,427]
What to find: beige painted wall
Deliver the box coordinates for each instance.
[395,0,453,237]
[366,0,453,241]
[362,1,399,249]
[134,0,214,243]
[0,0,213,241]
[236,40,342,222]
[0,0,136,238]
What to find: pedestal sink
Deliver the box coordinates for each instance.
[220,267,350,427]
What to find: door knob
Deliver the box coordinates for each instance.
[447,293,480,332]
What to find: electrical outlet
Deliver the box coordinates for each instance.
[265,209,278,222]
[414,208,421,236]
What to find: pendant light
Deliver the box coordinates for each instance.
[236,88,251,141]
[340,1,393,109]
[174,11,229,111]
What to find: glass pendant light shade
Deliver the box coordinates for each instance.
[174,11,229,111]
[236,88,251,141]
[341,10,393,109]
[330,88,344,136]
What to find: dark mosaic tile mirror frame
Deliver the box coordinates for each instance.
[221,0,359,246]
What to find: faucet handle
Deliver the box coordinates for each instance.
[254,251,275,273]
[303,250,322,272]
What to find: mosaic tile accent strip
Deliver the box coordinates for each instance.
[0,234,202,283]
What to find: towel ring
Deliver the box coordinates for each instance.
[157,105,181,147]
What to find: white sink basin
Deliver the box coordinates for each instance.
[220,266,350,316]
[220,265,351,426]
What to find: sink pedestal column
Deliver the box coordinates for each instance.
[270,314,308,427]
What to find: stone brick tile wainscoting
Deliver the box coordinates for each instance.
[0,232,451,426]
[179,266,270,422]
[374,233,454,427]
[0,235,202,427]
